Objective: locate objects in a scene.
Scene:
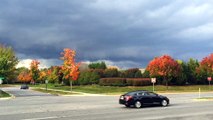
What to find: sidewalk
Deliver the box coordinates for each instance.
[33,87,108,96]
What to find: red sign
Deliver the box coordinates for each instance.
[207,77,212,81]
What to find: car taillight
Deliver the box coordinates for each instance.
[125,96,132,101]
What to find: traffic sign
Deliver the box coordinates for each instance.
[151,78,156,83]
[207,77,212,81]
[0,77,4,84]
[45,80,48,84]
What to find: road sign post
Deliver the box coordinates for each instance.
[45,80,48,91]
[151,78,156,92]
[207,77,212,90]
[199,88,201,98]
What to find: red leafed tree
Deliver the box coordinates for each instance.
[61,48,80,92]
[197,53,213,79]
[18,71,32,83]
[147,55,181,89]
[30,60,40,83]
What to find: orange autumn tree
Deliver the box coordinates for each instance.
[196,53,213,83]
[30,60,40,83]
[147,55,181,89]
[61,48,80,92]
[38,70,47,83]
[46,66,63,83]
[200,53,213,76]
[18,71,32,83]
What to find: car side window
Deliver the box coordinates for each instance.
[143,92,149,96]
[137,92,144,96]
[149,92,157,96]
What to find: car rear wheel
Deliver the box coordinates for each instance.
[161,100,168,107]
[125,105,130,107]
[134,101,142,108]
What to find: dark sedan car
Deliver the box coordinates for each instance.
[119,90,169,108]
[20,84,29,89]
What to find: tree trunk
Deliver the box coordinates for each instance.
[70,80,72,93]
[164,77,168,90]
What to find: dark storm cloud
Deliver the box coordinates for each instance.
[0,0,213,68]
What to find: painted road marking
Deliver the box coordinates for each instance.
[22,116,58,120]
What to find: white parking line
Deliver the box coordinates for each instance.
[22,116,58,120]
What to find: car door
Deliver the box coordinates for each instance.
[141,92,153,105]
[149,92,162,104]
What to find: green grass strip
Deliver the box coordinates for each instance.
[30,84,213,95]
[0,90,11,98]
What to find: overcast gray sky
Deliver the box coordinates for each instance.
[0,0,213,69]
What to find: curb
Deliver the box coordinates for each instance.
[193,98,213,102]
[32,87,113,96]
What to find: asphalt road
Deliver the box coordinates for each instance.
[1,87,213,120]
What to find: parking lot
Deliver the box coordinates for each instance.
[1,87,213,120]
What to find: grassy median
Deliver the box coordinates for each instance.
[0,90,11,98]
[31,84,213,95]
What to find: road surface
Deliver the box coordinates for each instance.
[1,87,213,120]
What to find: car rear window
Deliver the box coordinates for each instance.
[125,92,137,96]
[125,91,145,96]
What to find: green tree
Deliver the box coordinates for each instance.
[78,71,100,85]
[175,60,187,85]
[104,68,119,77]
[124,68,141,78]
[187,58,199,84]
[142,70,150,78]
[134,71,142,78]
[0,44,18,82]
[47,66,61,84]
[88,61,107,69]
[30,60,40,83]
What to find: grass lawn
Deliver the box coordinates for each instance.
[0,90,11,98]
[31,84,213,95]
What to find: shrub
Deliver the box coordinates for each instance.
[99,78,126,86]
[126,78,151,86]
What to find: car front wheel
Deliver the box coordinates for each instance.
[161,99,168,107]
[134,101,142,108]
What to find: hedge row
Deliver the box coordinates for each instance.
[126,78,151,86]
[99,78,151,86]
